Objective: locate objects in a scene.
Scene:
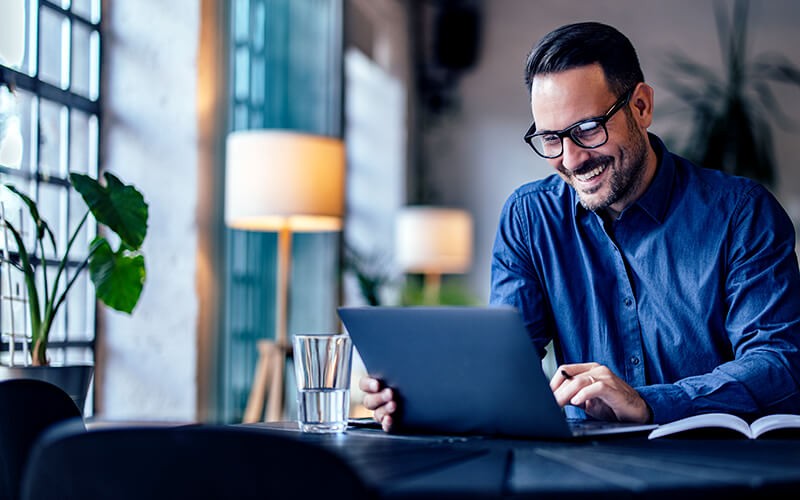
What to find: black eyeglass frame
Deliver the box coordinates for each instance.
[523,88,635,159]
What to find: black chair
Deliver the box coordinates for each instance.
[0,378,84,500]
[21,423,371,500]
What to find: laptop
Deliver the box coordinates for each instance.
[338,306,657,439]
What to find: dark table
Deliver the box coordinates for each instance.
[245,421,800,499]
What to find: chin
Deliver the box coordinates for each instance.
[577,190,611,212]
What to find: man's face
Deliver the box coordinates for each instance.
[530,64,651,214]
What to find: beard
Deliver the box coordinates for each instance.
[558,126,649,213]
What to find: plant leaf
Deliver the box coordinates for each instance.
[662,52,722,87]
[749,57,800,86]
[751,80,796,129]
[88,237,145,314]
[3,184,57,248]
[70,172,148,250]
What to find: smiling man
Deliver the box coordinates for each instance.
[362,21,800,430]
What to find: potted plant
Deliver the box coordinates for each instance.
[659,0,800,187]
[0,172,148,410]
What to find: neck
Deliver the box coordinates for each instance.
[604,136,659,219]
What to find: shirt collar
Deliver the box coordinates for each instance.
[572,133,674,224]
[630,133,673,224]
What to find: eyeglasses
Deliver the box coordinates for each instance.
[523,89,634,159]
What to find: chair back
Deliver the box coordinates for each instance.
[0,378,83,500]
[21,423,370,500]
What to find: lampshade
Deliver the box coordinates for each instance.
[225,130,345,232]
[395,206,473,274]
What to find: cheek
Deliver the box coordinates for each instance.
[546,158,564,172]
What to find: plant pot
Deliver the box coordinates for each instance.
[0,365,93,415]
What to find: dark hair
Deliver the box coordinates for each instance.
[524,22,644,96]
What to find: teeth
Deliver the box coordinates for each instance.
[575,164,606,182]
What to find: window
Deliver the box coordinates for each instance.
[0,0,102,367]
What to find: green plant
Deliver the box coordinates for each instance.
[660,0,800,186]
[1,172,148,365]
[344,244,395,306]
[401,275,479,306]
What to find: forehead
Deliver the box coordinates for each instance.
[530,64,614,131]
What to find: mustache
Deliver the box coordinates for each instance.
[558,156,613,178]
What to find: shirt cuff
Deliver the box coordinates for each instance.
[636,384,696,424]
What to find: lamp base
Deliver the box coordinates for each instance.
[242,339,292,423]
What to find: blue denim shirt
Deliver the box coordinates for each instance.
[490,134,800,424]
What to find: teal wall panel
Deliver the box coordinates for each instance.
[220,0,343,423]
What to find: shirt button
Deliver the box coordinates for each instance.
[630,356,640,365]
[624,297,633,307]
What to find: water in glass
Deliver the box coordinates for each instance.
[298,388,349,433]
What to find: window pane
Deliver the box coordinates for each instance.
[38,181,68,258]
[0,86,24,169]
[234,47,250,100]
[71,0,100,23]
[0,261,28,352]
[39,99,68,177]
[68,189,91,261]
[0,172,36,251]
[66,269,92,340]
[69,109,90,174]
[70,22,92,98]
[234,104,249,130]
[234,0,251,43]
[39,7,69,89]
[1,88,38,172]
[43,265,67,343]
[64,346,94,365]
[0,0,29,71]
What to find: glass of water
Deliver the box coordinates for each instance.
[293,333,353,433]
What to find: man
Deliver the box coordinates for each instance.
[361,21,800,430]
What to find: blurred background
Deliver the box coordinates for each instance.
[1,0,799,423]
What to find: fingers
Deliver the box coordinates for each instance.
[552,373,599,407]
[358,375,397,431]
[371,394,396,432]
[550,363,602,405]
[560,366,650,423]
[373,399,396,423]
[549,362,600,390]
[363,387,393,411]
[358,376,380,393]
[382,415,393,433]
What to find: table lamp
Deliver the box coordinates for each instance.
[395,206,473,304]
[225,130,344,422]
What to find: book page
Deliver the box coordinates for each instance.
[648,413,752,439]
[751,414,800,438]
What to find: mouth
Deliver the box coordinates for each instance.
[574,162,608,183]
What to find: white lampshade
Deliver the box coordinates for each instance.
[225,130,345,231]
[395,206,473,274]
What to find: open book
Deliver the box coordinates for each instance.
[648,413,800,440]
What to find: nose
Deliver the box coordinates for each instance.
[561,137,590,171]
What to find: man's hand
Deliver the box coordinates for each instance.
[549,362,652,423]
[359,376,396,432]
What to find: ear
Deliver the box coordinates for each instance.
[630,82,654,129]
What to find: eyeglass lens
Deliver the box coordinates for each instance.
[530,121,607,158]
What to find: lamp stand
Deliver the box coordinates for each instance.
[423,272,442,305]
[243,226,293,423]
